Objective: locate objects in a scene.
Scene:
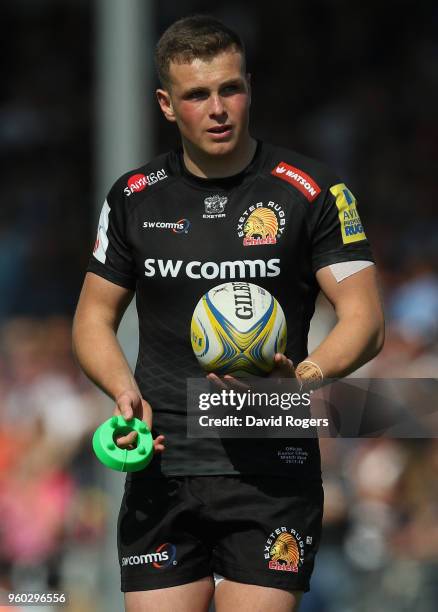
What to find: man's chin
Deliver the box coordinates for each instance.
[203,139,238,157]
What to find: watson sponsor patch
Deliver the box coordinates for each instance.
[272,162,321,202]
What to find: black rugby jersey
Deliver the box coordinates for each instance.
[88,141,373,480]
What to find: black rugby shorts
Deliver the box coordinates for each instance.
[118,475,324,593]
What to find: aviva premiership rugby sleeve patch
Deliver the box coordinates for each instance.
[330,183,367,244]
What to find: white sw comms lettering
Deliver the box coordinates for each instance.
[93,199,111,264]
[144,258,281,280]
[121,552,169,566]
[143,221,184,230]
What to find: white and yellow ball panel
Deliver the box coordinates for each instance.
[203,282,274,333]
[191,282,287,376]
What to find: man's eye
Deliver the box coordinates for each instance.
[221,85,241,96]
[186,91,208,100]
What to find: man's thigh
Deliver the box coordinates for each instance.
[215,581,302,612]
[124,576,214,612]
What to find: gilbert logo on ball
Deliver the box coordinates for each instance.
[191,282,287,376]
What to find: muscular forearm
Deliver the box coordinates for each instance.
[72,316,140,401]
[72,275,163,451]
[304,312,384,379]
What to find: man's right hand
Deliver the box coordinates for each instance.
[113,390,165,454]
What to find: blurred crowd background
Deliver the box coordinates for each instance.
[1,1,437,611]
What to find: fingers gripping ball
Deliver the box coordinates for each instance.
[92,416,153,472]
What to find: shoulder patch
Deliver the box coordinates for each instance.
[271,162,321,202]
[330,183,367,244]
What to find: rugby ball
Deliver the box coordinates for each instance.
[191,282,287,376]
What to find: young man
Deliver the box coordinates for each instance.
[73,15,384,612]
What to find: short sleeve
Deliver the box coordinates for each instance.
[311,181,374,273]
[87,182,136,290]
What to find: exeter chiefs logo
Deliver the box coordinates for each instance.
[245,208,278,240]
[237,201,286,246]
[264,527,305,572]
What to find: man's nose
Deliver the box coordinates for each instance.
[209,94,226,117]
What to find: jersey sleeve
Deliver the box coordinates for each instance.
[310,180,374,273]
[87,181,136,290]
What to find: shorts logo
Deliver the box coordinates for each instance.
[142,218,190,234]
[272,162,321,202]
[124,168,168,196]
[203,195,227,219]
[237,201,286,246]
[330,183,366,244]
[264,527,304,572]
[121,543,177,570]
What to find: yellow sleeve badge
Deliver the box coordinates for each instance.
[330,183,367,244]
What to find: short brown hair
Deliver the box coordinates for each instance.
[155,15,245,88]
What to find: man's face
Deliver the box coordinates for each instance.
[157,50,251,157]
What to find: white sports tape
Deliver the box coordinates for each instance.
[329,260,374,282]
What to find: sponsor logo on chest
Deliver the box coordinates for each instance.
[142,218,190,234]
[144,258,281,280]
[124,168,168,196]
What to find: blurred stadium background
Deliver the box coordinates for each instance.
[1,1,437,611]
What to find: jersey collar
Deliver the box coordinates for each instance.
[168,140,265,190]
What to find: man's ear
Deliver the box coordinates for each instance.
[156,88,176,122]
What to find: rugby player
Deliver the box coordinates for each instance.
[72,15,384,612]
